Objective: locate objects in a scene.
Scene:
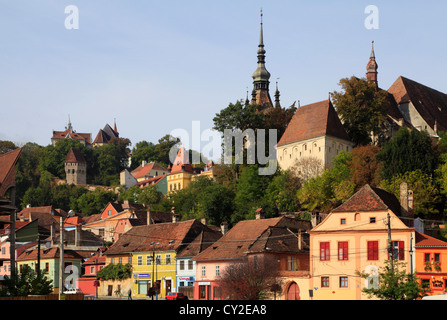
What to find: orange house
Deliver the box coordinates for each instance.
[82,201,146,243]
[309,184,415,300]
[415,232,447,296]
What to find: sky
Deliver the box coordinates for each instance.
[1,0,446,157]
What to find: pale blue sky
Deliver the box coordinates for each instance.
[1,1,446,150]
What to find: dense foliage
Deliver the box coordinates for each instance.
[96,263,132,281]
[0,265,53,297]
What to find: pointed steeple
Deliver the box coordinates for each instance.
[366,41,378,88]
[251,9,273,111]
[274,79,281,108]
[65,114,73,132]
[113,118,118,135]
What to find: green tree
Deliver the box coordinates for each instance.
[130,140,157,170]
[376,127,438,180]
[0,140,18,154]
[331,76,389,146]
[297,151,354,212]
[74,188,117,216]
[96,263,132,281]
[264,170,301,213]
[199,183,235,226]
[0,265,53,297]
[357,260,426,300]
[380,170,442,218]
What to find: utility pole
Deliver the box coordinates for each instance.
[59,217,64,300]
[387,213,394,272]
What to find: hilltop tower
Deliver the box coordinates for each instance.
[65,147,87,185]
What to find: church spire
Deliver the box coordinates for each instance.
[274,79,281,108]
[251,9,273,111]
[366,40,378,88]
[65,114,73,131]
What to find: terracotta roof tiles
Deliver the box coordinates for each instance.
[277,100,351,147]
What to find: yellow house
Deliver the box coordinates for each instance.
[105,219,214,299]
[167,148,215,194]
[132,250,177,298]
[308,184,415,300]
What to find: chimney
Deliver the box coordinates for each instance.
[142,160,147,167]
[51,223,56,246]
[400,181,414,226]
[220,222,228,235]
[147,206,152,225]
[172,214,179,223]
[75,224,81,247]
[123,200,130,209]
[255,208,264,220]
[201,218,207,225]
[298,229,302,251]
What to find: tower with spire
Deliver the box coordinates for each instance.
[366,41,378,88]
[250,10,274,112]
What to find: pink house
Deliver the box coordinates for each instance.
[77,248,107,295]
[192,215,311,300]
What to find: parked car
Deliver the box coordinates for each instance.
[166,292,188,300]
[64,288,83,294]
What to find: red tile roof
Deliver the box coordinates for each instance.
[331,184,401,215]
[0,148,22,197]
[415,232,447,248]
[65,147,86,163]
[16,247,84,262]
[52,129,91,145]
[131,162,168,179]
[277,100,351,147]
[105,219,214,255]
[193,217,312,261]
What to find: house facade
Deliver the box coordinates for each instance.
[415,232,447,296]
[192,214,312,300]
[308,184,415,300]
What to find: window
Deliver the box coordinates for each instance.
[146,255,152,265]
[320,242,330,261]
[128,256,132,265]
[339,277,348,288]
[188,260,193,270]
[119,257,122,264]
[166,254,171,265]
[216,265,220,276]
[179,260,185,270]
[201,266,206,277]
[392,241,404,260]
[111,258,115,265]
[340,218,346,225]
[370,217,376,223]
[90,266,95,274]
[137,256,142,266]
[367,241,379,261]
[338,242,348,261]
[45,262,49,274]
[424,253,430,263]
[108,210,112,216]
[287,256,295,271]
[321,277,329,288]
[156,255,161,265]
